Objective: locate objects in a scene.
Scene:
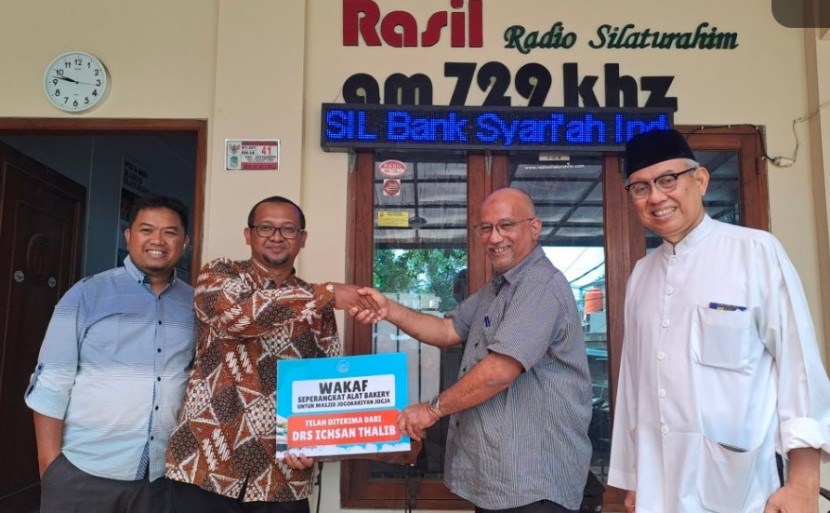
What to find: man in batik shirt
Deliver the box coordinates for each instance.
[166,196,368,513]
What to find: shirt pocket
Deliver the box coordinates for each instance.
[83,303,149,357]
[697,436,760,513]
[693,306,751,371]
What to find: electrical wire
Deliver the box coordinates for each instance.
[404,462,421,513]
[689,99,830,169]
[781,99,830,166]
[561,246,589,276]
[568,260,605,287]
[688,124,775,162]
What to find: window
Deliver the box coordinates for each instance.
[506,152,611,478]
[341,125,768,510]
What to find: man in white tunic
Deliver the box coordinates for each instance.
[608,128,830,513]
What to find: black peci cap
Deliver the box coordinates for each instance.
[624,129,696,178]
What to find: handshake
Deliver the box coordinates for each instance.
[332,284,389,324]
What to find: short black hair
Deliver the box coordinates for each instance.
[129,195,189,233]
[247,196,306,229]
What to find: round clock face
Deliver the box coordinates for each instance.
[43,51,109,113]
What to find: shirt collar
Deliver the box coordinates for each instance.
[123,254,177,289]
[660,214,714,256]
[246,259,297,288]
[492,244,545,291]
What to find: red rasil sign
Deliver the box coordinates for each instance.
[343,0,483,48]
[378,159,407,177]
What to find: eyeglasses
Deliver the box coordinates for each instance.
[249,225,304,239]
[473,218,535,237]
[624,167,698,199]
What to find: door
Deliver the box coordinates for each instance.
[0,142,85,512]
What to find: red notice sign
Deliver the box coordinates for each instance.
[286,409,400,447]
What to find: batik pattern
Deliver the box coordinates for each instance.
[165,258,339,502]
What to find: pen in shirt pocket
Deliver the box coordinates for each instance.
[709,302,746,312]
[484,315,491,328]
[717,441,748,453]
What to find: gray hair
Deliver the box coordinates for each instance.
[684,158,700,169]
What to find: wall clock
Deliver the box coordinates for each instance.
[43,51,110,113]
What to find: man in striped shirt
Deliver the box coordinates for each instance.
[353,187,593,513]
[25,195,195,513]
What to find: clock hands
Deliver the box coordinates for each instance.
[52,75,79,84]
[51,75,97,86]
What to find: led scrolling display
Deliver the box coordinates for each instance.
[322,104,673,151]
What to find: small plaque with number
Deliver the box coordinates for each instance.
[225,139,280,171]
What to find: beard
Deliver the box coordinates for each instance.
[136,262,170,276]
[263,254,290,267]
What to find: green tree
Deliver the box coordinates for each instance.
[373,248,467,312]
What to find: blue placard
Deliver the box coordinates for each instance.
[321,103,673,151]
[276,352,410,458]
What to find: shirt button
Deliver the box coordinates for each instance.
[669,256,677,265]
[657,351,665,360]
[158,320,162,325]
[157,348,162,353]
[661,319,671,328]
[661,425,669,435]
[666,286,674,295]
[157,377,161,382]
[658,389,666,398]
[155,405,159,411]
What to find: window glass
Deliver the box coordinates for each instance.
[370,152,467,480]
[509,152,610,481]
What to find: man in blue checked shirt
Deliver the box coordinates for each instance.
[25,195,195,513]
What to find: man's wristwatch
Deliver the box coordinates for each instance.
[427,394,444,418]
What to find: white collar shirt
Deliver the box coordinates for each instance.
[608,215,830,513]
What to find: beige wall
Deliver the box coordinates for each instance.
[0,0,218,117]
[204,0,309,262]
[808,25,830,365]
[2,0,828,509]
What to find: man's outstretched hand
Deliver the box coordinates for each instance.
[332,283,382,319]
[348,287,389,324]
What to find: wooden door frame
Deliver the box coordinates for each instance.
[0,118,208,283]
[343,151,475,509]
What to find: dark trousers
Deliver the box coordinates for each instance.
[169,479,309,513]
[475,499,578,513]
[40,453,170,513]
